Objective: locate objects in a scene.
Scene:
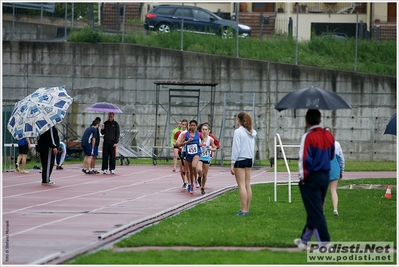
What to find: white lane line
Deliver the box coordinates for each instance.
[2,168,162,198]
[3,168,236,238]
[3,173,177,214]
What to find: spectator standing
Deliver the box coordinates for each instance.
[324,127,345,216]
[55,141,66,169]
[101,112,120,174]
[82,120,100,174]
[37,126,60,185]
[90,117,102,174]
[171,121,182,172]
[294,109,335,249]
[230,112,257,216]
[15,137,32,174]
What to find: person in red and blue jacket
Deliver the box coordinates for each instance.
[294,109,335,250]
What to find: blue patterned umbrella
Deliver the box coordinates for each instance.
[7,85,73,139]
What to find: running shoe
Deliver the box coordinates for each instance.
[82,168,85,173]
[201,188,205,195]
[190,186,194,194]
[110,170,115,174]
[187,184,191,193]
[20,170,30,174]
[182,183,187,190]
[294,238,308,250]
[15,163,20,172]
[236,211,249,216]
[198,177,202,186]
[195,179,200,188]
[333,210,339,216]
[85,170,94,174]
[103,170,107,174]
[42,181,55,186]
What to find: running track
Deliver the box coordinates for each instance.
[2,164,396,264]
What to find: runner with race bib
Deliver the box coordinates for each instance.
[196,124,217,195]
[176,119,202,194]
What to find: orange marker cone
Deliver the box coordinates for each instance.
[384,185,392,199]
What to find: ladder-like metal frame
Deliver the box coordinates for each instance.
[165,88,201,149]
[153,81,218,160]
[218,92,257,165]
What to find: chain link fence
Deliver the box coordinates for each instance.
[3,2,396,41]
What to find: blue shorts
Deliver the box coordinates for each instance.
[93,146,99,156]
[82,145,92,156]
[234,158,253,168]
[185,154,199,163]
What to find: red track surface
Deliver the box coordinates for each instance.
[2,164,396,264]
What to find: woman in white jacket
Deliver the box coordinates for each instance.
[230,112,257,215]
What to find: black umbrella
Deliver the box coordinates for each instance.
[275,86,352,111]
[384,113,396,136]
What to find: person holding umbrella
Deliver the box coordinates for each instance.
[295,109,335,249]
[37,126,60,185]
[101,112,120,174]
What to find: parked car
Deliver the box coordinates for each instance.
[321,32,348,42]
[144,5,252,39]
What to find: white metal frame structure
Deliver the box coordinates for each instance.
[274,133,300,203]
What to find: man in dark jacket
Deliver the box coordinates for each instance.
[101,112,120,174]
[37,126,60,185]
[295,109,335,249]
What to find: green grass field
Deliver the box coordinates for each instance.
[68,176,397,265]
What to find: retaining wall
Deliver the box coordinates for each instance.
[2,41,396,161]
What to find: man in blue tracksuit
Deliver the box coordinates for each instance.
[295,109,335,249]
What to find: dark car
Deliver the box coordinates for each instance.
[144,5,252,39]
[321,32,348,42]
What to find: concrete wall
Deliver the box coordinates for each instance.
[2,21,58,40]
[2,41,397,162]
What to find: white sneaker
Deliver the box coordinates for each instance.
[333,210,339,216]
[110,170,115,174]
[294,238,307,250]
[294,238,302,245]
[298,242,308,250]
[103,170,107,174]
[42,181,55,186]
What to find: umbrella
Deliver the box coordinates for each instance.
[7,85,73,139]
[86,102,123,113]
[275,86,352,111]
[384,113,396,136]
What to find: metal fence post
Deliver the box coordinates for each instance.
[64,3,68,40]
[259,12,264,39]
[122,3,126,42]
[354,12,358,72]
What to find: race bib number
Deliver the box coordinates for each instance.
[187,144,198,154]
[201,147,210,157]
